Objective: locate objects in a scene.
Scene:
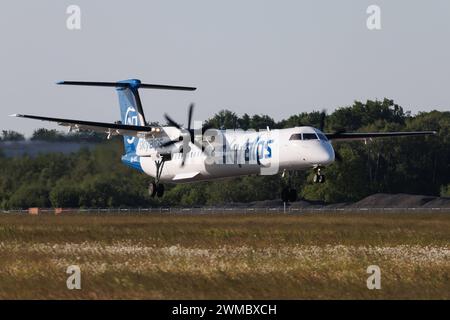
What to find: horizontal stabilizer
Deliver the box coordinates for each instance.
[57,79,196,91]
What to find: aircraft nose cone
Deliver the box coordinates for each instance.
[310,143,335,165]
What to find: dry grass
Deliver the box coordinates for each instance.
[0,212,448,299]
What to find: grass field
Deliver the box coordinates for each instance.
[0,212,449,299]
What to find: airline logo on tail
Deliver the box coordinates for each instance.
[125,106,138,144]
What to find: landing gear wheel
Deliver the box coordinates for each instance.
[313,174,319,183]
[156,184,165,198]
[148,182,157,198]
[313,174,325,184]
[319,174,325,184]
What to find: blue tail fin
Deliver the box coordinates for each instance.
[116,79,146,154]
[56,78,196,157]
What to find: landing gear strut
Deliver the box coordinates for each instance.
[281,170,298,203]
[313,167,325,184]
[149,156,169,198]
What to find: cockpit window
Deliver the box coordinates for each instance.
[303,133,318,140]
[317,133,328,141]
[289,133,302,141]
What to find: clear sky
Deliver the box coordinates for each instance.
[1,0,449,136]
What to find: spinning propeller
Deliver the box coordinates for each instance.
[161,103,211,166]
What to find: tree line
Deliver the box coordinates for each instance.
[0,98,449,208]
[0,128,104,142]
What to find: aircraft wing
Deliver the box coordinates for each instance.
[325,131,437,141]
[11,114,163,138]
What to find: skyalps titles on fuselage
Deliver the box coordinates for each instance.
[12,79,436,202]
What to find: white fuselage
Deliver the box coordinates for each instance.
[134,126,335,183]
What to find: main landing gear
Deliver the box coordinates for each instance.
[148,156,170,198]
[148,181,165,198]
[281,170,298,203]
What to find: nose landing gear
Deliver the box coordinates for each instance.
[313,167,326,184]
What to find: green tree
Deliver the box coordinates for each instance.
[49,184,81,207]
[31,128,65,141]
[441,185,450,197]
[205,110,240,129]
[8,183,50,208]
[1,130,25,141]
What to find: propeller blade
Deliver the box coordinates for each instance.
[164,113,182,129]
[160,139,178,148]
[319,109,326,131]
[165,103,211,165]
[181,149,187,167]
[187,103,194,131]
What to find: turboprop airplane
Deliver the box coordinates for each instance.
[11,79,437,202]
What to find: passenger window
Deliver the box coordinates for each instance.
[289,133,302,141]
[303,133,318,140]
